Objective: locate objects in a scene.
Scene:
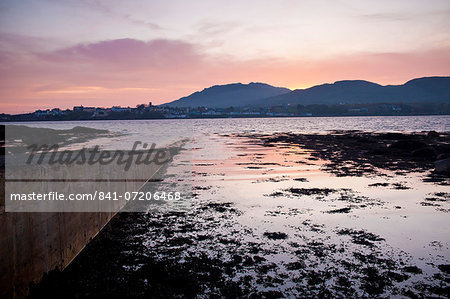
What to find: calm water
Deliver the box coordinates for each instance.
[7,115,450,149]
[8,115,450,296]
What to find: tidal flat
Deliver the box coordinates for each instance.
[29,130,450,298]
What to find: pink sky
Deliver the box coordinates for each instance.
[0,0,449,114]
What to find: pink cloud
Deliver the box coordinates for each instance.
[40,38,202,70]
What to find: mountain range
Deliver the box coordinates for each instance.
[162,83,290,108]
[162,77,450,108]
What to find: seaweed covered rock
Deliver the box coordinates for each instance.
[435,158,450,174]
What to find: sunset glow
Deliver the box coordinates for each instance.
[0,0,449,114]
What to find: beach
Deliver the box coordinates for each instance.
[27,124,450,298]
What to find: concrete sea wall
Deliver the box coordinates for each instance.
[0,149,173,297]
[0,124,181,297]
[0,210,116,298]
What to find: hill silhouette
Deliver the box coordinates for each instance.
[259,77,450,106]
[162,77,450,108]
[162,82,290,108]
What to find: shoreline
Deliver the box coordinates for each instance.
[2,113,450,123]
[27,130,450,298]
[247,130,450,183]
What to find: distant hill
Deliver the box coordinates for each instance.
[161,77,450,108]
[162,82,290,108]
[258,76,450,106]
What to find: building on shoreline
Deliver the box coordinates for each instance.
[0,101,448,122]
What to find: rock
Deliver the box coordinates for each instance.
[435,158,450,174]
[378,132,408,140]
[369,147,388,155]
[427,131,439,138]
[412,147,436,160]
[438,264,450,275]
[435,144,450,154]
[437,153,449,160]
[388,140,428,151]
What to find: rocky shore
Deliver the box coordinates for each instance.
[255,130,450,182]
[27,131,450,298]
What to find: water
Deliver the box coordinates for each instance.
[7,115,450,149]
[11,115,450,297]
[189,115,450,134]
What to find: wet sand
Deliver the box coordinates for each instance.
[29,131,450,298]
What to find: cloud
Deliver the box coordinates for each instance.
[359,12,412,21]
[40,38,202,70]
[197,21,241,36]
[0,36,209,112]
[1,34,449,114]
[46,0,163,30]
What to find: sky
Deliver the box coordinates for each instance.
[0,0,449,114]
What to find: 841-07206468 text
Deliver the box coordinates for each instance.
[99,191,181,201]
[9,191,182,201]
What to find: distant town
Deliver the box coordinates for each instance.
[1,101,449,122]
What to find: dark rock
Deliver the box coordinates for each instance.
[435,143,450,154]
[378,132,408,140]
[412,147,436,160]
[327,207,352,214]
[437,153,450,160]
[391,183,410,190]
[403,266,422,274]
[427,131,440,138]
[435,158,450,174]
[389,140,428,151]
[368,146,388,155]
[438,264,450,275]
[368,182,390,187]
[286,187,337,196]
[263,232,288,240]
[293,177,308,182]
